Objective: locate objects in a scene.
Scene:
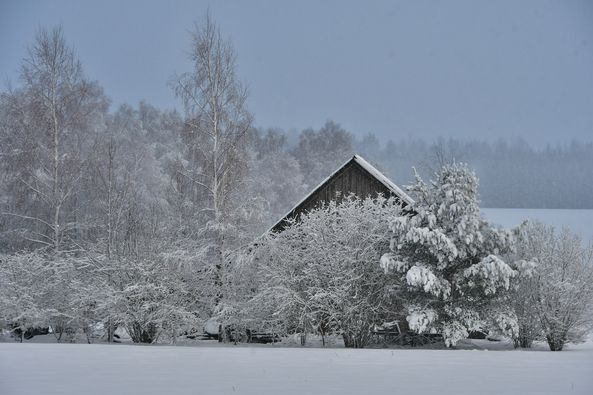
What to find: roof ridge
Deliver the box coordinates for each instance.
[351,155,414,205]
[269,154,414,232]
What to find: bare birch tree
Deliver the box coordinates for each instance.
[171,14,252,311]
[2,27,106,253]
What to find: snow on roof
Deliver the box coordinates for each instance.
[352,155,415,206]
[270,154,414,231]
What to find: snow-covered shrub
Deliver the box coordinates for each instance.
[0,252,104,342]
[380,164,518,347]
[511,222,593,351]
[0,252,48,340]
[247,195,403,348]
[503,242,540,348]
[110,257,198,344]
[0,247,203,345]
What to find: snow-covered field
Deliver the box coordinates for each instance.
[483,208,593,243]
[1,341,593,395]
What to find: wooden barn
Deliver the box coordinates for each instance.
[271,154,414,232]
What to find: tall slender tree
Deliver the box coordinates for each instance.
[172,14,253,311]
[1,27,107,253]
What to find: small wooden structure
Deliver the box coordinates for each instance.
[271,154,414,232]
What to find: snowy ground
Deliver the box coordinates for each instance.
[1,341,593,395]
[482,208,593,243]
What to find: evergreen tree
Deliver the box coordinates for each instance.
[380,164,518,346]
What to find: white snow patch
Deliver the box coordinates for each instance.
[1,342,592,395]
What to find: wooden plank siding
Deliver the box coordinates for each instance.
[271,156,411,232]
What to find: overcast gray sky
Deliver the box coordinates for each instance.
[1,0,592,144]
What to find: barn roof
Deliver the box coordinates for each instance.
[352,155,414,206]
[270,154,414,232]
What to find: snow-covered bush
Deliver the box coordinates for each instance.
[246,195,403,348]
[0,252,103,342]
[108,257,198,344]
[0,250,198,344]
[503,243,540,348]
[380,164,518,347]
[0,252,48,340]
[511,222,593,351]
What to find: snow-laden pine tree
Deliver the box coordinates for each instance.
[380,163,518,347]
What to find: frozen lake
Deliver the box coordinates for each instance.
[482,208,593,243]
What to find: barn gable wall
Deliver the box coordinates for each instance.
[272,160,401,232]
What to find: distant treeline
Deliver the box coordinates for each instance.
[262,124,593,209]
[352,134,593,209]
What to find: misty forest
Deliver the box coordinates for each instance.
[2,11,593,363]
